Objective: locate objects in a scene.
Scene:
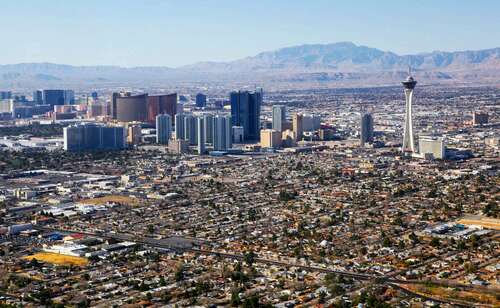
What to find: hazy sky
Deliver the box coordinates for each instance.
[2,0,499,67]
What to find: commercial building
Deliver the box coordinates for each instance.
[0,99,13,113]
[63,123,126,151]
[127,125,142,145]
[214,114,232,151]
[302,114,321,132]
[230,89,262,141]
[0,91,12,100]
[419,136,445,159]
[42,89,74,105]
[87,101,108,118]
[33,90,43,104]
[282,129,297,147]
[156,114,172,145]
[232,126,244,143]
[260,129,282,149]
[292,113,303,141]
[473,112,488,125]
[168,139,189,154]
[196,93,207,108]
[112,93,148,122]
[197,117,205,154]
[360,113,374,146]
[272,105,286,132]
[147,93,177,124]
[63,90,75,105]
[204,114,214,144]
[184,114,198,145]
[175,113,185,140]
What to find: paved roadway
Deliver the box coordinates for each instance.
[36,226,500,296]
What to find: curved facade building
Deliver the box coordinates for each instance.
[147,93,177,124]
[114,94,148,122]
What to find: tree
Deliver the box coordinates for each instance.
[35,288,53,305]
[159,276,166,286]
[318,291,327,303]
[382,237,392,247]
[483,201,499,218]
[29,258,40,268]
[430,237,440,248]
[230,290,241,306]
[175,266,185,282]
[161,292,172,303]
[244,251,256,267]
[464,262,476,274]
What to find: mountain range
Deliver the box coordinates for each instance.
[1,42,499,89]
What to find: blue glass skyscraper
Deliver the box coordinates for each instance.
[230,89,262,141]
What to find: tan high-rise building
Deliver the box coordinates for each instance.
[260,129,282,149]
[292,113,303,141]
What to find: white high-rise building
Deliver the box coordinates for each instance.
[156,114,172,145]
[402,70,417,154]
[213,114,232,151]
[184,114,197,145]
[175,113,185,140]
[203,114,214,144]
[272,105,286,132]
[197,117,205,155]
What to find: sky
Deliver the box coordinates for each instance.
[1,0,499,67]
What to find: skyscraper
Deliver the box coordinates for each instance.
[203,114,214,144]
[175,113,185,140]
[472,112,488,125]
[214,114,232,151]
[43,90,65,106]
[113,93,148,122]
[127,125,142,145]
[302,114,321,132]
[360,113,374,146]
[402,70,417,153]
[33,90,43,104]
[195,93,207,108]
[0,91,12,100]
[230,89,262,141]
[63,90,75,105]
[197,117,205,154]
[156,114,172,145]
[147,93,177,124]
[184,114,198,145]
[272,105,286,132]
[292,113,303,141]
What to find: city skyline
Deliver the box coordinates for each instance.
[1,0,499,67]
[0,2,498,307]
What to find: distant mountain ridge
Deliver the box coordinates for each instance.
[182,42,500,72]
[0,42,499,88]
